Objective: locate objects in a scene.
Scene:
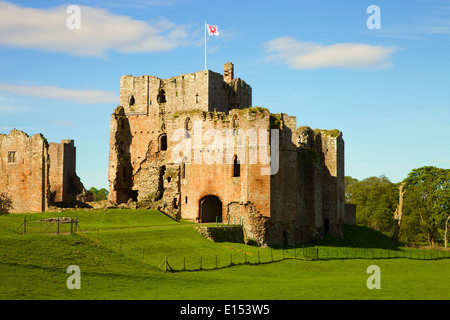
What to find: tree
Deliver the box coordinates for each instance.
[392,182,406,241]
[402,166,450,247]
[0,193,13,214]
[88,187,110,201]
[345,175,398,234]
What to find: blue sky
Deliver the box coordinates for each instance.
[0,0,449,190]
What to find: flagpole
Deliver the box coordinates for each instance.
[204,20,207,70]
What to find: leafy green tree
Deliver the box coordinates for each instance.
[345,175,398,235]
[88,187,110,201]
[402,166,450,246]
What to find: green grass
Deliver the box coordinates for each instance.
[0,209,449,300]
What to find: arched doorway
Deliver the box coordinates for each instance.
[199,195,222,223]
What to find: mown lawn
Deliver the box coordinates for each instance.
[0,209,449,300]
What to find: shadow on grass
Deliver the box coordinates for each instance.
[318,224,401,250]
[264,224,401,251]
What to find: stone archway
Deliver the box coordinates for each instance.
[199,195,222,223]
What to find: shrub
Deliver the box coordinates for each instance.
[0,193,13,214]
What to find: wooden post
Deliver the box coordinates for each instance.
[57,218,60,235]
[24,218,27,235]
[70,219,73,234]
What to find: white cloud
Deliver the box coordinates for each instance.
[0,84,118,104]
[0,1,190,57]
[265,36,397,70]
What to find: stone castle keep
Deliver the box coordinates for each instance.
[0,130,84,212]
[108,62,345,245]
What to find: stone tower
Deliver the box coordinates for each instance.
[108,63,344,245]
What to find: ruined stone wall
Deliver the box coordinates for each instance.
[48,140,83,204]
[295,127,324,242]
[167,108,272,222]
[119,63,251,118]
[0,130,50,213]
[320,130,345,238]
[293,127,345,242]
[268,114,299,245]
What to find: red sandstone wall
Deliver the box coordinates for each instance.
[0,130,49,213]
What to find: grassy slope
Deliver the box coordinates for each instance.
[0,209,449,300]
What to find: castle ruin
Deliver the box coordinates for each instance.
[0,130,84,212]
[108,62,345,246]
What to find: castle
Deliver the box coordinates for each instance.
[0,130,84,212]
[108,62,345,246]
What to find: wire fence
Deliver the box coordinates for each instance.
[15,218,81,235]
[14,220,450,273]
[158,246,450,272]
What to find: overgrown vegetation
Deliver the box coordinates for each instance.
[0,192,13,214]
[346,166,450,248]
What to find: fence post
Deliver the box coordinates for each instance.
[57,218,60,235]
[24,218,27,235]
[70,219,73,234]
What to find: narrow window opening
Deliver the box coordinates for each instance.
[232,115,239,136]
[324,218,330,233]
[195,93,199,104]
[7,151,16,164]
[157,89,166,103]
[185,117,191,139]
[283,231,288,246]
[159,134,167,151]
[185,196,188,204]
[181,157,187,179]
[129,95,135,107]
[233,155,240,177]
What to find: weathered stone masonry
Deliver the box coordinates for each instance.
[108,62,345,246]
[0,130,84,213]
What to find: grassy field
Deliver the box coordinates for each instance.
[0,209,449,300]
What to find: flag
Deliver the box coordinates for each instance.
[206,24,219,36]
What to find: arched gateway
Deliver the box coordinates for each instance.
[199,195,222,223]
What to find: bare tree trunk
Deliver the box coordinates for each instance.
[393,182,405,241]
[445,214,450,249]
